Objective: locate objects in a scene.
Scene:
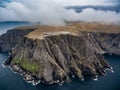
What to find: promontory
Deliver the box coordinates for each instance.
[0,22,120,85]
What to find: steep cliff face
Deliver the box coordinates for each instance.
[1,22,119,85]
[6,32,112,85]
[0,26,37,52]
[91,33,120,55]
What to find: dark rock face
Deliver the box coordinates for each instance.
[0,28,34,52]
[5,33,113,85]
[91,33,120,55]
[0,28,119,85]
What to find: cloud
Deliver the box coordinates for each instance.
[54,0,118,6]
[66,8,120,24]
[0,0,120,25]
[11,0,118,6]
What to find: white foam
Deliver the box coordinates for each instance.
[72,75,75,78]
[93,78,98,81]
[81,78,84,81]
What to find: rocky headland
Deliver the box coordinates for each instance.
[0,22,120,85]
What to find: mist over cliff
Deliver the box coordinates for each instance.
[0,0,120,25]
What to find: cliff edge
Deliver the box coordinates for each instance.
[0,22,120,85]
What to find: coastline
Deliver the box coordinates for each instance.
[2,56,114,86]
[0,22,119,86]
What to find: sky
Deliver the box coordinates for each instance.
[0,0,120,25]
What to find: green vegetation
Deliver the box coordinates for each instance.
[21,58,39,73]
[12,57,21,64]
[12,57,40,73]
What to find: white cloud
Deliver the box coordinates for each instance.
[66,8,120,24]
[0,0,120,25]
[54,0,116,6]
[12,0,117,6]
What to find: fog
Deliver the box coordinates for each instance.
[0,0,120,25]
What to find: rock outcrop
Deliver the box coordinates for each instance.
[0,26,38,52]
[92,32,120,55]
[0,22,120,85]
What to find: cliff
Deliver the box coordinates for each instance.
[0,25,38,52]
[92,32,120,55]
[0,22,120,85]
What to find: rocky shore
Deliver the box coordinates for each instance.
[0,22,120,85]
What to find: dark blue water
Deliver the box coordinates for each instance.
[0,52,120,90]
[0,21,33,34]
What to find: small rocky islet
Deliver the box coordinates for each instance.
[0,22,120,86]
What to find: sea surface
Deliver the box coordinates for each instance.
[0,22,120,90]
[0,21,32,34]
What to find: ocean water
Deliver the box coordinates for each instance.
[0,21,32,34]
[0,53,120,90]
[0,22,120,90]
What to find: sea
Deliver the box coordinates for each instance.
[0,21,120,90]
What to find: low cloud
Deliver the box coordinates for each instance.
[0,0,120,25]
